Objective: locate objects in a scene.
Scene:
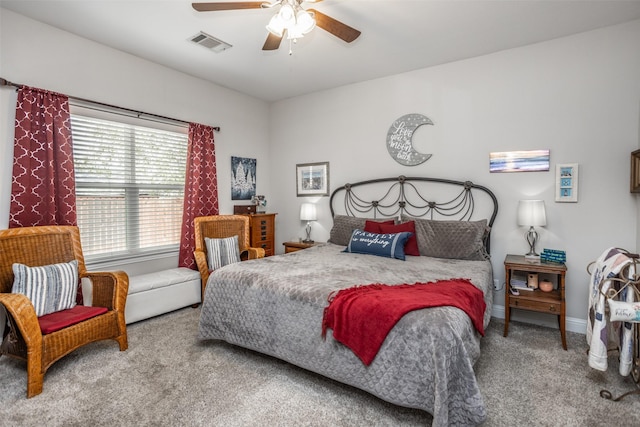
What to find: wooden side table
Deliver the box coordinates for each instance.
[283,241,317,253]
[246,213,277,257]
[503,254,568,350]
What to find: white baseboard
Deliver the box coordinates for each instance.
[491,304,586,335]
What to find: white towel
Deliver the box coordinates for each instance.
[587,248,632,372]
[617,271,636,376]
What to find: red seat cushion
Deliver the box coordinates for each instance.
[38,305,109,335]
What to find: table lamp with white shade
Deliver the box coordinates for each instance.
[300,203,317,243]
[517,199,547,259]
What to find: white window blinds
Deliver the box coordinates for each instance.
[70,110,188,262]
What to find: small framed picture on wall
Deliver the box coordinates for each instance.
[296,162,330,197]
[555,163,578,203]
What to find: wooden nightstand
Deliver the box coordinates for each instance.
[503,254,568,350]
[283,241,317,253]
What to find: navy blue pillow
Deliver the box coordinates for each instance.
[343,229,413,261]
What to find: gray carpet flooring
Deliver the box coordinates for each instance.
[1,307,640,426]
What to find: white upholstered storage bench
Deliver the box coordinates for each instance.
[124,267,201,324]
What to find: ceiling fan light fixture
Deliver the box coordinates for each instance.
[267,2,316,46]
[266,14,285,37]
[287,26,304,40]
[278,4,295,26]
[296,10,315,34]
[192,1,361,52]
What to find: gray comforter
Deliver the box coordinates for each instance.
[199,243,493,426]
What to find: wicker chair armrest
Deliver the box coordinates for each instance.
[82,271,128,311]
[247,247,265,259]
[0,293,43,347]
[194,250,210,287]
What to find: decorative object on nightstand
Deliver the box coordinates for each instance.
[251,195,267,213]
[539,279,553,292]
[300,203,317,243]
[509,272,532,292]
[540,248,567,264]
[517,199,547,259]
[503,254,567,350]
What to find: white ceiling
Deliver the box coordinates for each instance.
[3,0,640,102]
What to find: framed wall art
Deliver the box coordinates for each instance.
[489,150,550,173]
[231,156,256,200]
[296,162,329,197]
[631,149,640,193]
[555,163,578,203]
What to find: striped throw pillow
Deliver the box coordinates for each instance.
[12,260,79,317]
[205,236,241,271]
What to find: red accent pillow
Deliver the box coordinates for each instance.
[38,305,108,335]
[363,219,395,234]
[379,221,420,256]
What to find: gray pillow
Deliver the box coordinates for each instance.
[205,235,241,270]
[328,215,396,246]
[404,216,490,260]
[12,260,79,317]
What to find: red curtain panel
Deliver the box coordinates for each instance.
[10,86,77,228]
[178,123,219,269]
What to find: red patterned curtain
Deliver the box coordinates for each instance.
[178,123,219,269]
[9,86,77,228]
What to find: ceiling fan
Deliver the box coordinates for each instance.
[192,1,361,52]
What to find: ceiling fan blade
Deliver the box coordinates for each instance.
[307,9,361,43]
[192,2,265,12]
[262,32,283,50]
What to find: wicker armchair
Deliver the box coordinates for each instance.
[0,225,128,398]
[194,215,265,301]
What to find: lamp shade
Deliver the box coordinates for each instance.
[296,10,316,34]
[266,14,285,37]
[300,203,317,221]
[279,4,295,24]
[517,200,547,227]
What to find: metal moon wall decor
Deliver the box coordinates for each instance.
[386,113,433,166]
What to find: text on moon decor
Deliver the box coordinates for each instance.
[386,113,434,166]
[388,122,417,161]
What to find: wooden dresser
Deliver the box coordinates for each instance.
[246,213,277,257]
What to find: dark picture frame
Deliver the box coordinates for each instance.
[631,150,640,193]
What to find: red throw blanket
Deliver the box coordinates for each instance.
[322,279,486,366]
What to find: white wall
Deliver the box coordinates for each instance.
[0,8,270,276]
[269,20,640,331]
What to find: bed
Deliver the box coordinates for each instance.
[199,176,498,426]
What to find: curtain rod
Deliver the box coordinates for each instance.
[0,77,220,132]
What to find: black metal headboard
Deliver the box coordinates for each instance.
[329,176,499,252]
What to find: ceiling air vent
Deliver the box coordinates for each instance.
[189,31,232,53]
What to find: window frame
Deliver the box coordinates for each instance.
[70,102,188,263]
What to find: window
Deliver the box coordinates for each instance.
[70,107,188,262]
